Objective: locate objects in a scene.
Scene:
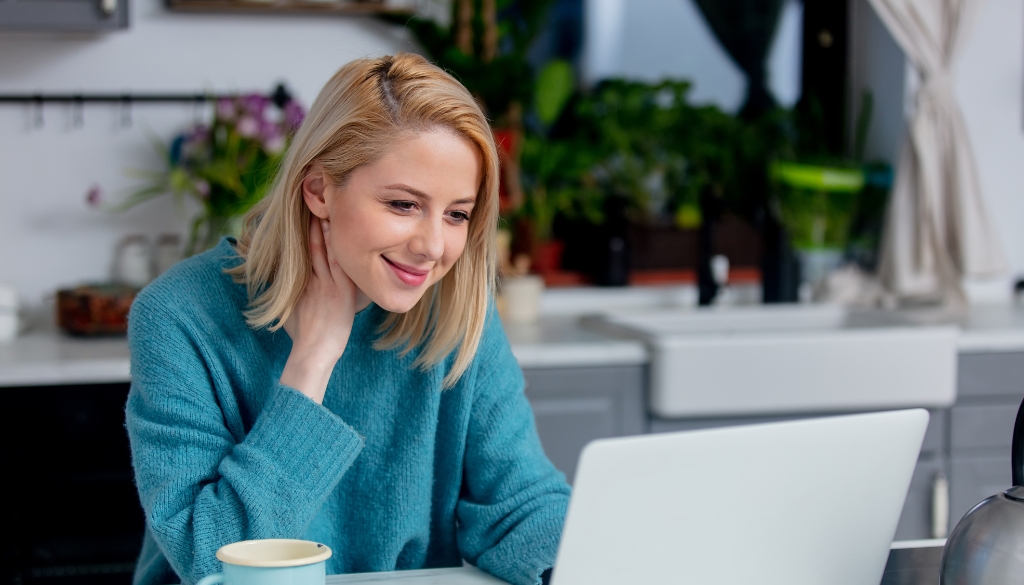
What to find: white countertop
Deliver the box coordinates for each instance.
[0,317,647,387]
[2,296,1021,388]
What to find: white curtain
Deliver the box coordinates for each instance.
[869,0,1006,304]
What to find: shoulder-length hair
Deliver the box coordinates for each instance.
[228,53,499,388]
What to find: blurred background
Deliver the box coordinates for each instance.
[0,1,1021,584]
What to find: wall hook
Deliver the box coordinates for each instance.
[120,95,133,128]
[72,95,84,128]
[33,95,44,128]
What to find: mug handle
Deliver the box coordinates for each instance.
[196,573,225,585]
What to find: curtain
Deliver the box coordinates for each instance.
[692,0,786,118]
[870,0,1006,304]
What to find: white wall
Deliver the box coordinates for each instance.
[848,0,906,164]
[954,0,1024,297]
[582,0,803,111]
[0,0,411,313]
[850,0,1023,300]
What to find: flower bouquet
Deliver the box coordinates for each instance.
[117,92,305,256]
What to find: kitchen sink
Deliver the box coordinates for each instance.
[584,304,959,418]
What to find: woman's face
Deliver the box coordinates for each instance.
[303,129,483,313]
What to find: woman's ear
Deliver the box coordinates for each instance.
[301,163,330,219]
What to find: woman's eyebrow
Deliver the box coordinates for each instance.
[384,183,476,205]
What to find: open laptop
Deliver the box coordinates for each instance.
[329,409,928,585]
[550,408,929,585]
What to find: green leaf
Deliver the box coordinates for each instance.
[535,60,575,126]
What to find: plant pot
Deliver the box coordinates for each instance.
[771,162,864,251]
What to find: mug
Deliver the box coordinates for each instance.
[196,539,332,585]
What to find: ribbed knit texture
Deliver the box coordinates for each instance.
[125,238,570,585]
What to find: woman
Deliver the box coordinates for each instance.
[125,53,569,585]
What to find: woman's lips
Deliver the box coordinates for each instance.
[383,256,429,287]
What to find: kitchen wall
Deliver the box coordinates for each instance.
[0,0,411,314]
[849,0,1024,301]
[2,0,1020,315]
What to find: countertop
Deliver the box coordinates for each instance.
[1,288,1022,388]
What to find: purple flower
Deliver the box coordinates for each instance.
[216,98,236,121]
[283,100,305,132]
[236,116,260,138]
[193,179,211,199]
[263,133,286,154]
[187,124,209,143]
[85,184,102,207]
[240,93,270,118]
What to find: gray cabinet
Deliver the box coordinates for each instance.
[893,457,946,541]
[523,365,645,483]
[0,0,128,31]
[947,351,1023,524]
[520,351,1021,541]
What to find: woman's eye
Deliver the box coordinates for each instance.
[448,211,471,223]
[389,200,416,212]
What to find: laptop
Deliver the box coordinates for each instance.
[329,409,928,585]
[550,409,929,585]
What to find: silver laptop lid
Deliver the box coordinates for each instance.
[551,409,929,585]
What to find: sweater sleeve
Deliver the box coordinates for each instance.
[125,290,364,585]
[456,308,571,585]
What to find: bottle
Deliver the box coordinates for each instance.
[0,283,18,341]
[116,235,152,288]
[154,233,183,277]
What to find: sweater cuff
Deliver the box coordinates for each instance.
[228,385,364,527]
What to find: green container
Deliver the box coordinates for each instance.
[771,162,864,252]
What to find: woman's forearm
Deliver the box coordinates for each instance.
[129,384,364,584]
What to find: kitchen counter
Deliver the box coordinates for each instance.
[1,297,1021,388]
[0,316,647,387]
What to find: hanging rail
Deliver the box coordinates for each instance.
[0,93,215,103]
[0,84,293,105]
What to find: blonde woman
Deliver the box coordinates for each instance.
[125,54,569,585]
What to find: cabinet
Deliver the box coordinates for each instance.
[2,382,142,585]
[0,0,127,31]
[947,351,1023,524]
[530,355,1019,542]
[523,365,646,484]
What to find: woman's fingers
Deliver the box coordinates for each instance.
[308,214,331,280]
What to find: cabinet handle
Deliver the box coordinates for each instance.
[100,0,117,17]
[931,471,949,539]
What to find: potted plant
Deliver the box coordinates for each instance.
[113,90,305,256]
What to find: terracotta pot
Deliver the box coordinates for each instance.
[533,240,565,274]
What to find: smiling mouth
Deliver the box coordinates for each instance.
[383,256,429,287]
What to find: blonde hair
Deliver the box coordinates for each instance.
[228,53,499,388]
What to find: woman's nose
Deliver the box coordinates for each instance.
[409,216,445,260]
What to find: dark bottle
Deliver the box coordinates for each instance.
[594,196,631,286]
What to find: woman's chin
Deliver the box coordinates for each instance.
[369,289,426,314]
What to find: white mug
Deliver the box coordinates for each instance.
[196,539,332,585]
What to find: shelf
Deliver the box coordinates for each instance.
[165,0,414,16]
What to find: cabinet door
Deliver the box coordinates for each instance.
[893,457,947,541]
[2,383,142,584]
[523,366,645,483]
[0,0,127,31]
[957,352,1024,398]
[951,402,1021,458]
[949,456,1010,526]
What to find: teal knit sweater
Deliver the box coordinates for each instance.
[125,238,570,585]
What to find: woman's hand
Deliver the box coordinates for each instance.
[280,216,363,403]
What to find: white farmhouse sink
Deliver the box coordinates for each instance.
[585,304,959,418]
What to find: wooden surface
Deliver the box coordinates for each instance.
[166,0,413,16]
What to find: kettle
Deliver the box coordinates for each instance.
[940,396,1024,584]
